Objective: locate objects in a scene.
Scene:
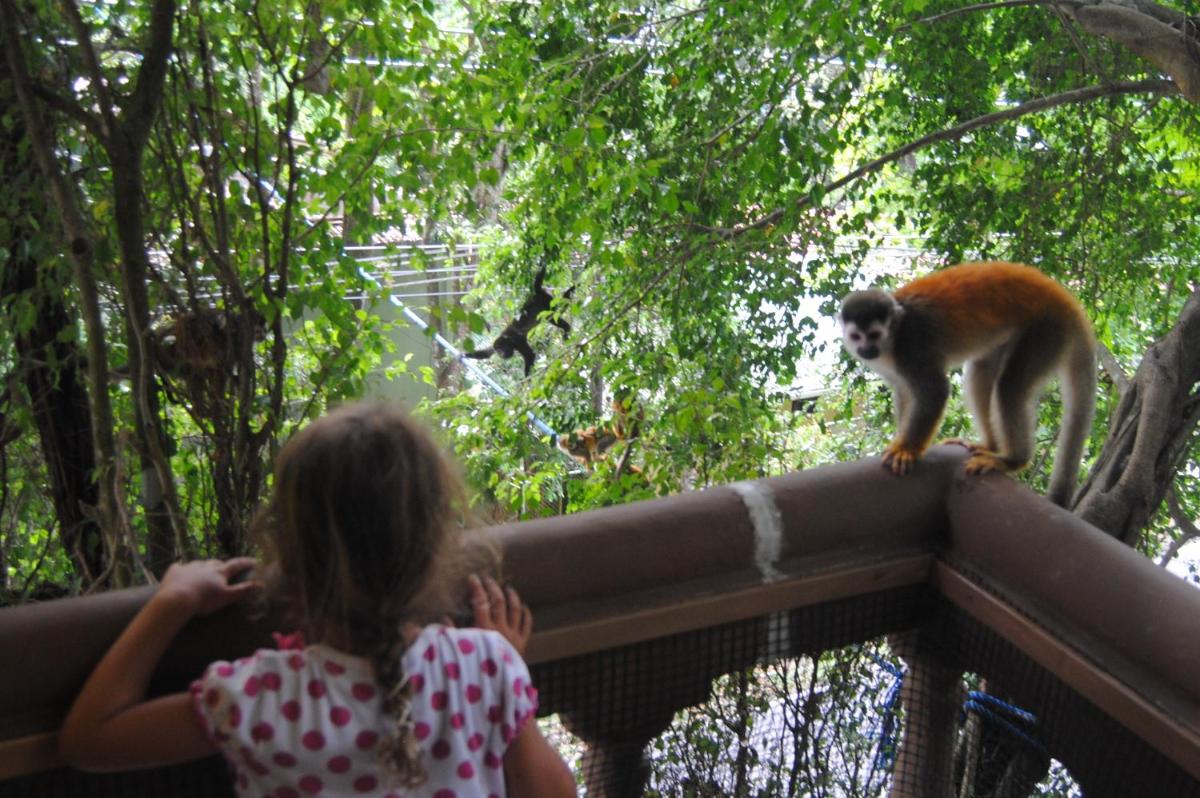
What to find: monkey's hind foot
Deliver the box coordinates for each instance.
[964,451,1011,476]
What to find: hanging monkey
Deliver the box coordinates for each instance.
[838,261,1096,507]
[464,264,573,376]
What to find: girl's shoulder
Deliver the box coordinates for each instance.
[404,624,524,669]
[193,637,373,703]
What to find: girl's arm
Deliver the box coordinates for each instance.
[58,558,258,772]
[469,575,577,797]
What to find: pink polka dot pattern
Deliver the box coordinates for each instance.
[250,722,275,743]
[190,625,538,797]
[281,700,301,722]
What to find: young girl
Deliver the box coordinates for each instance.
[59,402,576,797]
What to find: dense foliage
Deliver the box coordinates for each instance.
[2,0,1198,588]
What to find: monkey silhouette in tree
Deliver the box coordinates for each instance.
[465,264,573,376]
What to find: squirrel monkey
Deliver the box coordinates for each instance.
[839,261,1096,507]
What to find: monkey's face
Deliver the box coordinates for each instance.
[842,321,888,360]
[839,290,897,362]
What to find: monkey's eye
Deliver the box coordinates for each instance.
[849,331,862,342]
[867,331,882,342]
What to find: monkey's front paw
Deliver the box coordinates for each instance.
[882,443,921,475]
[964,451,1009,476]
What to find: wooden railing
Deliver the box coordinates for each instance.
[2,446,1198,797]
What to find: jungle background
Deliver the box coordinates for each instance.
[2,0,1199,794]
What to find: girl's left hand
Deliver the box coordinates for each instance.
[157,558,260,617]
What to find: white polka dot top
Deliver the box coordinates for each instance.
[190,624,538,797]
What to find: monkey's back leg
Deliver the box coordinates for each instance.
[966,322,1063,476]
[514,339,537,376]
[944,346,1011,452]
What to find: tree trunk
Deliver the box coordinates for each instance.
[1,0,131,587]
[0,57,105,584]
[1074,286,1200,545]
[110,149,187,573]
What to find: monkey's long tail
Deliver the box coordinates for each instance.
[1047,341,1097,508]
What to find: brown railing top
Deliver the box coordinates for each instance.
[2,446,1199,781]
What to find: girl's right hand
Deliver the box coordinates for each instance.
[468,574,534,655]
[157,558,260,617]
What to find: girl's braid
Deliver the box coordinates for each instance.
[370,616,423,787]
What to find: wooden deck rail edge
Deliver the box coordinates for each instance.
[1,447,1198,784]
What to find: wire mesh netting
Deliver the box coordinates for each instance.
[2,585,1196,797]
[526,586,1197,798]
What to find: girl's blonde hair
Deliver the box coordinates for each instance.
[253,402,494,784]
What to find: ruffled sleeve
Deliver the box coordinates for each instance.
[189,656,254,750]
[470,628,540,752]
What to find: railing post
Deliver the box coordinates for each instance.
[888,630,962,798]
[565,710,677,798]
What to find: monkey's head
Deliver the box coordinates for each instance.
[839,289,901,362]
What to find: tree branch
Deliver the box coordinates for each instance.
[60,0,117,137]
[30,83,107,141]
[1158,483,1199,567]
[1054,1,1200,102]
[125,0,177,146]
[1097,341,1130,395]
[700,78,1177,239]
[900,1,1054,30]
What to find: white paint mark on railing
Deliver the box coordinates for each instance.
[729,480,784,583]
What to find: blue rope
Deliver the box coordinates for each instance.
[962,691,1047,755]
[870,654,904,772]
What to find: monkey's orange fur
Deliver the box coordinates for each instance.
[839,261,1097,506]
[894,262,1092,364]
